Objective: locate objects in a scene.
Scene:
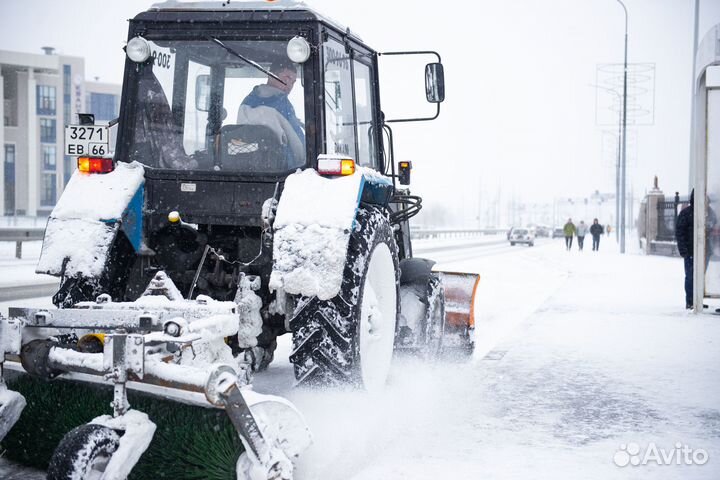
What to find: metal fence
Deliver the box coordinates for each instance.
[410,228,508,240]
[0,227,45,258]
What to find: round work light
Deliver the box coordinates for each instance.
[126,36,151,63]
[287,36,311,63]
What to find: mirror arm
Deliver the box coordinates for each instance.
[378,50,442,63]
[378,50,443,123]
[385,103,440,124]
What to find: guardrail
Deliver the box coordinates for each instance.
[410,228,508,239]
[1,227,509,257]
[0,227,45,259]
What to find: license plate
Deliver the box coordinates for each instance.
[64,125,110,157]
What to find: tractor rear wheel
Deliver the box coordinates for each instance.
[289,207,399,389]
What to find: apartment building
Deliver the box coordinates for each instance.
[1,47,121,216]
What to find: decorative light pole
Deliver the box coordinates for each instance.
[591,83,623,242]
[616,0,629,253]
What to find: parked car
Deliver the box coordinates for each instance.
[509,228,535,246]
[552,227,565,238]
[535,225,551,237]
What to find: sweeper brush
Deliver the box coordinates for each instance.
[0,276,312,480]
[2,375,244,480]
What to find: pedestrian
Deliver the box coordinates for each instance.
[563,218,576,251]
[676,190,718,309]
[606,224,611,236]
[676,191,694,309]
[576,220,588,251]
[590,218,604,251]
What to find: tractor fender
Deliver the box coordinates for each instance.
[36,162,145,278]
[399,257,436,285]
[269,167,392,300]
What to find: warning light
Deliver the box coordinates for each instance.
[77,157,114,174]
[317,156,355,176]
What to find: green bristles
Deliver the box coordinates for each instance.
[1,375,244,479]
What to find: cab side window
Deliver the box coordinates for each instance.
[323,39,357,161]
[353,59,378,168]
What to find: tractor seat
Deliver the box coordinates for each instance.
[218,123,285,172]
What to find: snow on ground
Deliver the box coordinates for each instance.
[0,241,56,288]
[2,236,720,479]
[257,238,720,480]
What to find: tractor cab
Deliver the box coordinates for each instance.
[112,1,440,231]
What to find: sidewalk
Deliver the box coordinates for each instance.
[459,247,720,479]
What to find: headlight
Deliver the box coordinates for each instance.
[287,36,311,63]
[126,36,151,63]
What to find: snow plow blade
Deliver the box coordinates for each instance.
[437,271,480,355]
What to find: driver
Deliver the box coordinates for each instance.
[238,60,305,164]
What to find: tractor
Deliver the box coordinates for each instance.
[0,1,479,479]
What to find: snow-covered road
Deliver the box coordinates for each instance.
[258,239,720,479]
[2,236,719,479]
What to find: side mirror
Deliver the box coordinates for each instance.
[195,74,211,112]
[398,161,412,185]
[425,63,445,103]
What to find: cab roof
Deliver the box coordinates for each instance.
[146,0,356,40]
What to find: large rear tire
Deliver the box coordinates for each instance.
[47,423,121,480]
[289,207,399,389]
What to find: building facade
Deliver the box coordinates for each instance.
[0,48,121,216]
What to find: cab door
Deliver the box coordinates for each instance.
[321,37,381,171]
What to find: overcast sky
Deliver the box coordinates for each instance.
[1,0,719,226]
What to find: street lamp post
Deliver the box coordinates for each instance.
[616,0,629,253]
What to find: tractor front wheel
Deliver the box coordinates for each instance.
[289,207,399,390]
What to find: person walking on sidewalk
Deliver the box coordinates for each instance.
[590,218,604,251]
[563,218,576,251]
[576,220,588,251]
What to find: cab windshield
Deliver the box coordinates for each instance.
[124,38,307,173]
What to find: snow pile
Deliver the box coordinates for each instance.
[271,223,350,300]
[234,276,264,348]
[36,161,145,278]
[398,284,425,331]
[179,332,237,367]
[270,169,364,300]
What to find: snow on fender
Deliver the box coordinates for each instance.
[36,161,145,278]
[270,168,365,300]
